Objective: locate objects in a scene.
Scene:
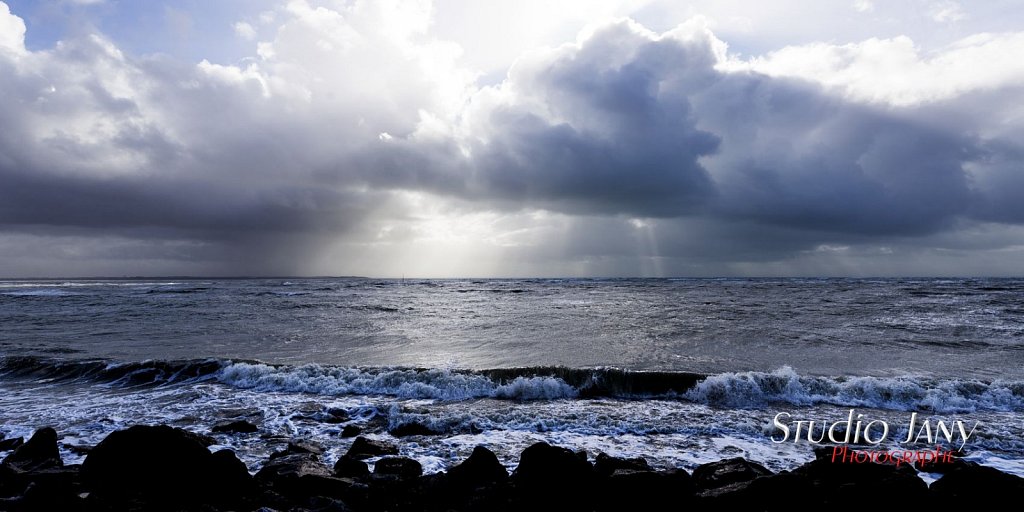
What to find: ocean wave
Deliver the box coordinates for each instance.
[216,364,708,401]
[685,367,1024,413]
[3,356,1021,411]
[0,356,224,387]
[217,363,578,401]
[0,281,183,288]
[0,289,79,297]
[145,287,211,294]
[479,367,703,398]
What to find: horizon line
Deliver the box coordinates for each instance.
[1,275,1022,281]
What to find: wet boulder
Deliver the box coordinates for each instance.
[211,419,259,434]
[2,427,61,471]
[81,425,254,507]
[389,421,443,437]
[345,437,398,460]
[446,446,508,488]
[930,461,1024,504]
[513,442,592,486]
[373,457,423,479]
[334,456,371,479]
[716,451,928,507]
[692,457,772,496]
[340,425,362,438]
[594,452,651,476]
[269,439,324,460]
[600,468,694,511]
[512,442,594,509]
[0,437,24,452]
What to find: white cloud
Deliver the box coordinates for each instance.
[853,0,874,13]
[737,32,1024,106]
[233,21,257,41]
[2,1,1024,276]
[0,2,26,55]
[429,0,656,76]
[930,1,966,23]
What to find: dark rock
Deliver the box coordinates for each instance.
[323,407,350,423]
[513,442,592,486]
[421,471,514,512]
[211,449,258,497]
[326,406,349,417]
[340,425,362,438]
[916,453,973,474]
[389,421,443,437]
[212,419,259,434]
[373,457,423,479]
[80,424,254,506]
[290,439,324,455]
[258,454,329,493]
[304,496,355,511]
[15,466,83,510]
[717,469,815,509]
[334,456,370,479]
[794,452,927,499]
[317,416,349,424]
[299,407,351,424]
[361,478,425,511]
[410,448,509,512]
[260,433,292,442]
[811,445,839,461]
[292,402,323,416]
[257,452,358,499]
[692,457,772,493]
[446,446,508,488]
[185,430,217,447]
[257,452,332,482]
[512,443,595,510]
[0,437,23,452]
[512,441,594,509]
[701,449,938,508]
[270,439,324,460]
[0,463,80,503]
[66,444,92,456]
[345,437,398,460]
[720,451,929,507]
[930,461,1024,504]
[2,427,61,471]
[0,464,20,497]
[362,412,390,432]
[594,452,651,476]
[698,478,767,499]
[599,469,694,511]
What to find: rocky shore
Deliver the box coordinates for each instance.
[1,425,1022,511]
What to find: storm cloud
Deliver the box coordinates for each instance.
[1,1,1023,277]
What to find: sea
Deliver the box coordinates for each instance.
[1,278,1022,480]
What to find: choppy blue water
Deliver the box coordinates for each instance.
[1,278,1022,477]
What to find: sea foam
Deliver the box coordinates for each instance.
[685,367,1024,413]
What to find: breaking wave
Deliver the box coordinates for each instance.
[685,367,1024,413]
[2,356,1021,411]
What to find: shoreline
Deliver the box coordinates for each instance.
[2,425,1022,511]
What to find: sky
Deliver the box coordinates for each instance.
[1,1,1023,278]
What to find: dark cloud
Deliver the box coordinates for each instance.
[1,5,1023,277]
[457,22,723,216]
[444,21,988,238]
[696,76,978,235]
